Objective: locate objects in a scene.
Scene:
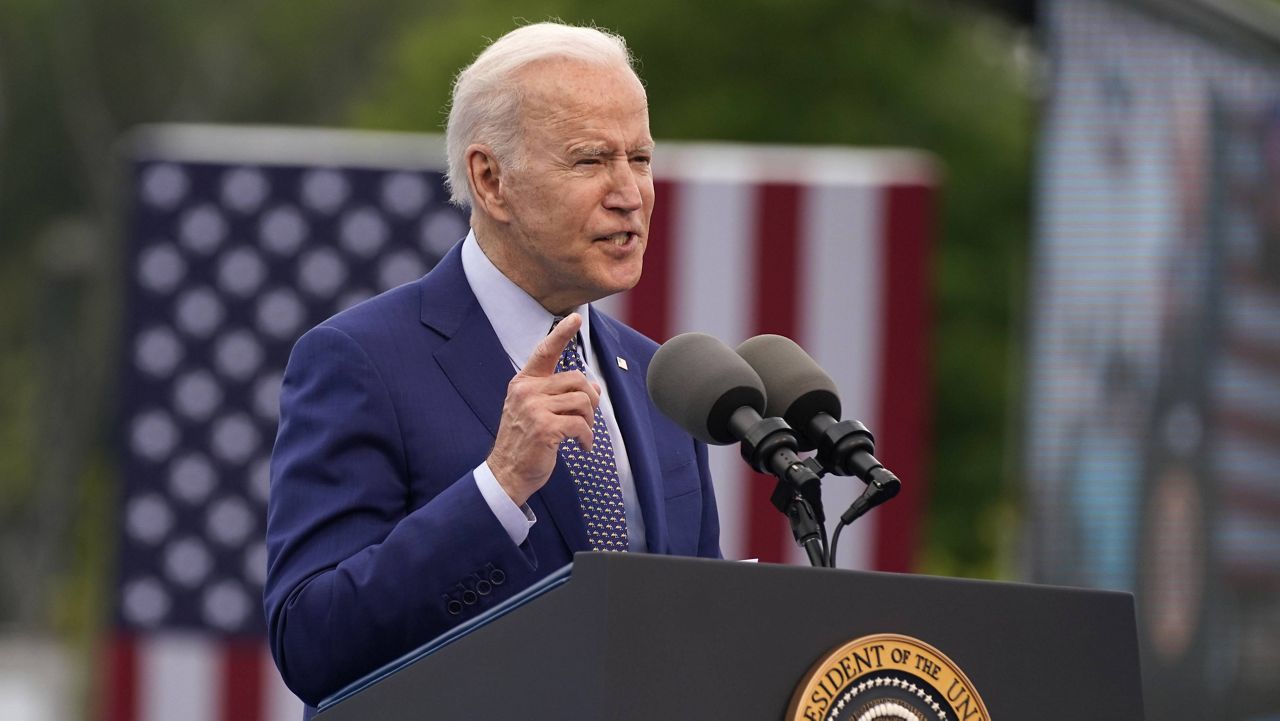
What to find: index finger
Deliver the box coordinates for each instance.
[522,312,582,377]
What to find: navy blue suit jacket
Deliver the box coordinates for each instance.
[263,241,721,711]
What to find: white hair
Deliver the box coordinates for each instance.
[445,22,639,208]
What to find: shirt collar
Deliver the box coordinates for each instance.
[460,229,593,370]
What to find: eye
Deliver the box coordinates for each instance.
[631,155,651,166]
[575,158,602,166]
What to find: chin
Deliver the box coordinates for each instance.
[610,264,644,294]
[588,255,643,289]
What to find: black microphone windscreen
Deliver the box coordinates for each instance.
[647,332,766,445]
[735,335,841,435]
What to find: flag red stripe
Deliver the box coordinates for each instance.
[221,639,265,721]
[102,634,137,721]
[626,179,676,342]
[746,183,804,563]
[873,184,934,572]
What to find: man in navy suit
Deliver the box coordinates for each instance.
[263,22,721,713]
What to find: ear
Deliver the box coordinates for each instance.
[466,144,512,222]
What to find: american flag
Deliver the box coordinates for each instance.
[105,125,935,721]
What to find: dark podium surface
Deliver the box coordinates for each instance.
[317,553,1144,720]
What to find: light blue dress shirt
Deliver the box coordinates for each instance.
[461,231,647,552]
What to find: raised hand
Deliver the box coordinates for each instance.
[487,313,601,505]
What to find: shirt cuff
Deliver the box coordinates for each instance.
[474,461,536,545]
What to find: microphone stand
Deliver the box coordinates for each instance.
[807,418,901,567]
[726,409,903,569]
[728,409,828,567]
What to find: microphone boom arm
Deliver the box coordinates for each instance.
[727,407,828,567]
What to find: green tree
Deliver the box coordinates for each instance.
[0,0,431,645]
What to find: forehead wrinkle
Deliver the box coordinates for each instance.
[517,60,643,115]
[536,109,652,160]
[512,59,652,164]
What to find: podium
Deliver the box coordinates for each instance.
[315,553,1144,720]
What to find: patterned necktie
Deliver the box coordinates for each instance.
[552,319,630,552]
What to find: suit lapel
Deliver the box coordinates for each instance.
[590,308,669,554]
[420,245,509,437]
[419,244,589,554]
[430,305,510,437]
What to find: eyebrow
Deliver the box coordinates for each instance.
[570,142,656,158]
[571,145,612,158]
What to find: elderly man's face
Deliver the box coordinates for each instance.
[496,58,655,313]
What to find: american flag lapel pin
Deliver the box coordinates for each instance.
[616,356,628,371]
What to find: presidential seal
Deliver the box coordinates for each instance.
[787,634,990,721]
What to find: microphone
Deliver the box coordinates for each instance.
[648,332,827,565]
[646,332,809,480]
[645,332,766,446]
[735,334,901,510]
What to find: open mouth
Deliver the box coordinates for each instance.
[595,231,637,248]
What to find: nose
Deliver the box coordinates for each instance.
[604,160,645,213]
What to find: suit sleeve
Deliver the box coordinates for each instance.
[263,325,543,705]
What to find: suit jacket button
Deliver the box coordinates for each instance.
[486,565,505,586]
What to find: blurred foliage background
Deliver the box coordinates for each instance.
[0,0,1032,657]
